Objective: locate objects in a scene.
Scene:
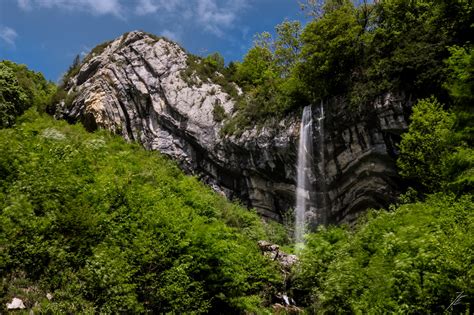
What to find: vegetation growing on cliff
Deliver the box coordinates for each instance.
[397,97,473,194]
[220,0,473,132]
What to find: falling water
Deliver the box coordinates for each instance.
[294,105,313,248]
[295,103,326,249]
[317,102,327,226]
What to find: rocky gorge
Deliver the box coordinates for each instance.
[55,31,412,224]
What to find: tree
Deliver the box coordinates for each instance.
[0,63,28,128]
[204,52,225,73]
[61,54,82,86]
[444,45,474,103]
[1,60,56,113]
[235,46,276,89]
[397,97,455,190]
[253,31,273,51]
[274,20,302,77]
[358,0,474,102]
[298,0,362,100]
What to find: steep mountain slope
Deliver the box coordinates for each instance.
[55,31,410,223]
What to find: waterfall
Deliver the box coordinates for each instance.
[317,102,327,226]
[294,103,325,249]
[294,105,313,247]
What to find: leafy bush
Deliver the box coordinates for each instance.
[212,102,227,122]
[0,63,28,128]
[292,194,473,314]
[397,97,456,190]
[444,45,474,103]
[181,53,240,100]
[1,61,56,114]
[0,61,56,127]
[0,110,282,313]
[397,96,473,193]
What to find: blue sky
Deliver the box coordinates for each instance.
[0,0,308,82]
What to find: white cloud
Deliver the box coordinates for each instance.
[196,0,234,36]
[15,0,249,38]
[135,0,248,37]
[161,29,181,42]
[0,26,18,46]
[16,0,124,17]
[135,0,159,15]
[17,0,32,10]
[135,0,185,15]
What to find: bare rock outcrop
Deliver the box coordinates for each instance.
[56,31,410,223]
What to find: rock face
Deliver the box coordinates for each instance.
[56,31,410,224]
[257,240,298,270]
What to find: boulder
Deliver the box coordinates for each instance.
[6,297,26,310]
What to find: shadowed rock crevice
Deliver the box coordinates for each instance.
[55,31,411,224]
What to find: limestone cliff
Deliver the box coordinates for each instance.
[55,31,411,223]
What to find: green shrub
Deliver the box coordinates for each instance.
[181,53,241,101]
[212,102,227,122]
[397,96,473,194]
[292,194,473,314]
[0,61,56,126]
[397,97,456,190]
[0,63,28,128]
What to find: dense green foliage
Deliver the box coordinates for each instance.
[397,97,456,190]
[217,0,473,132]
[0,61,55,127]
[445,45,474,104]
[0,63,27,128]
[298,0,362,100]
[293,194,473,313]
[397,42,473,193]
[0,110,282,313]
[398,97,473,194]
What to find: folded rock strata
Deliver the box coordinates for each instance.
[56,31,411,224]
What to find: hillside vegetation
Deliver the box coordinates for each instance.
[293,193,472,313]
[288,1,474,310]
[0,110,285,313]
[1,0,473,313]
[0,61,55,128]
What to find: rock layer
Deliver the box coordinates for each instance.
[56,31,410,224]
